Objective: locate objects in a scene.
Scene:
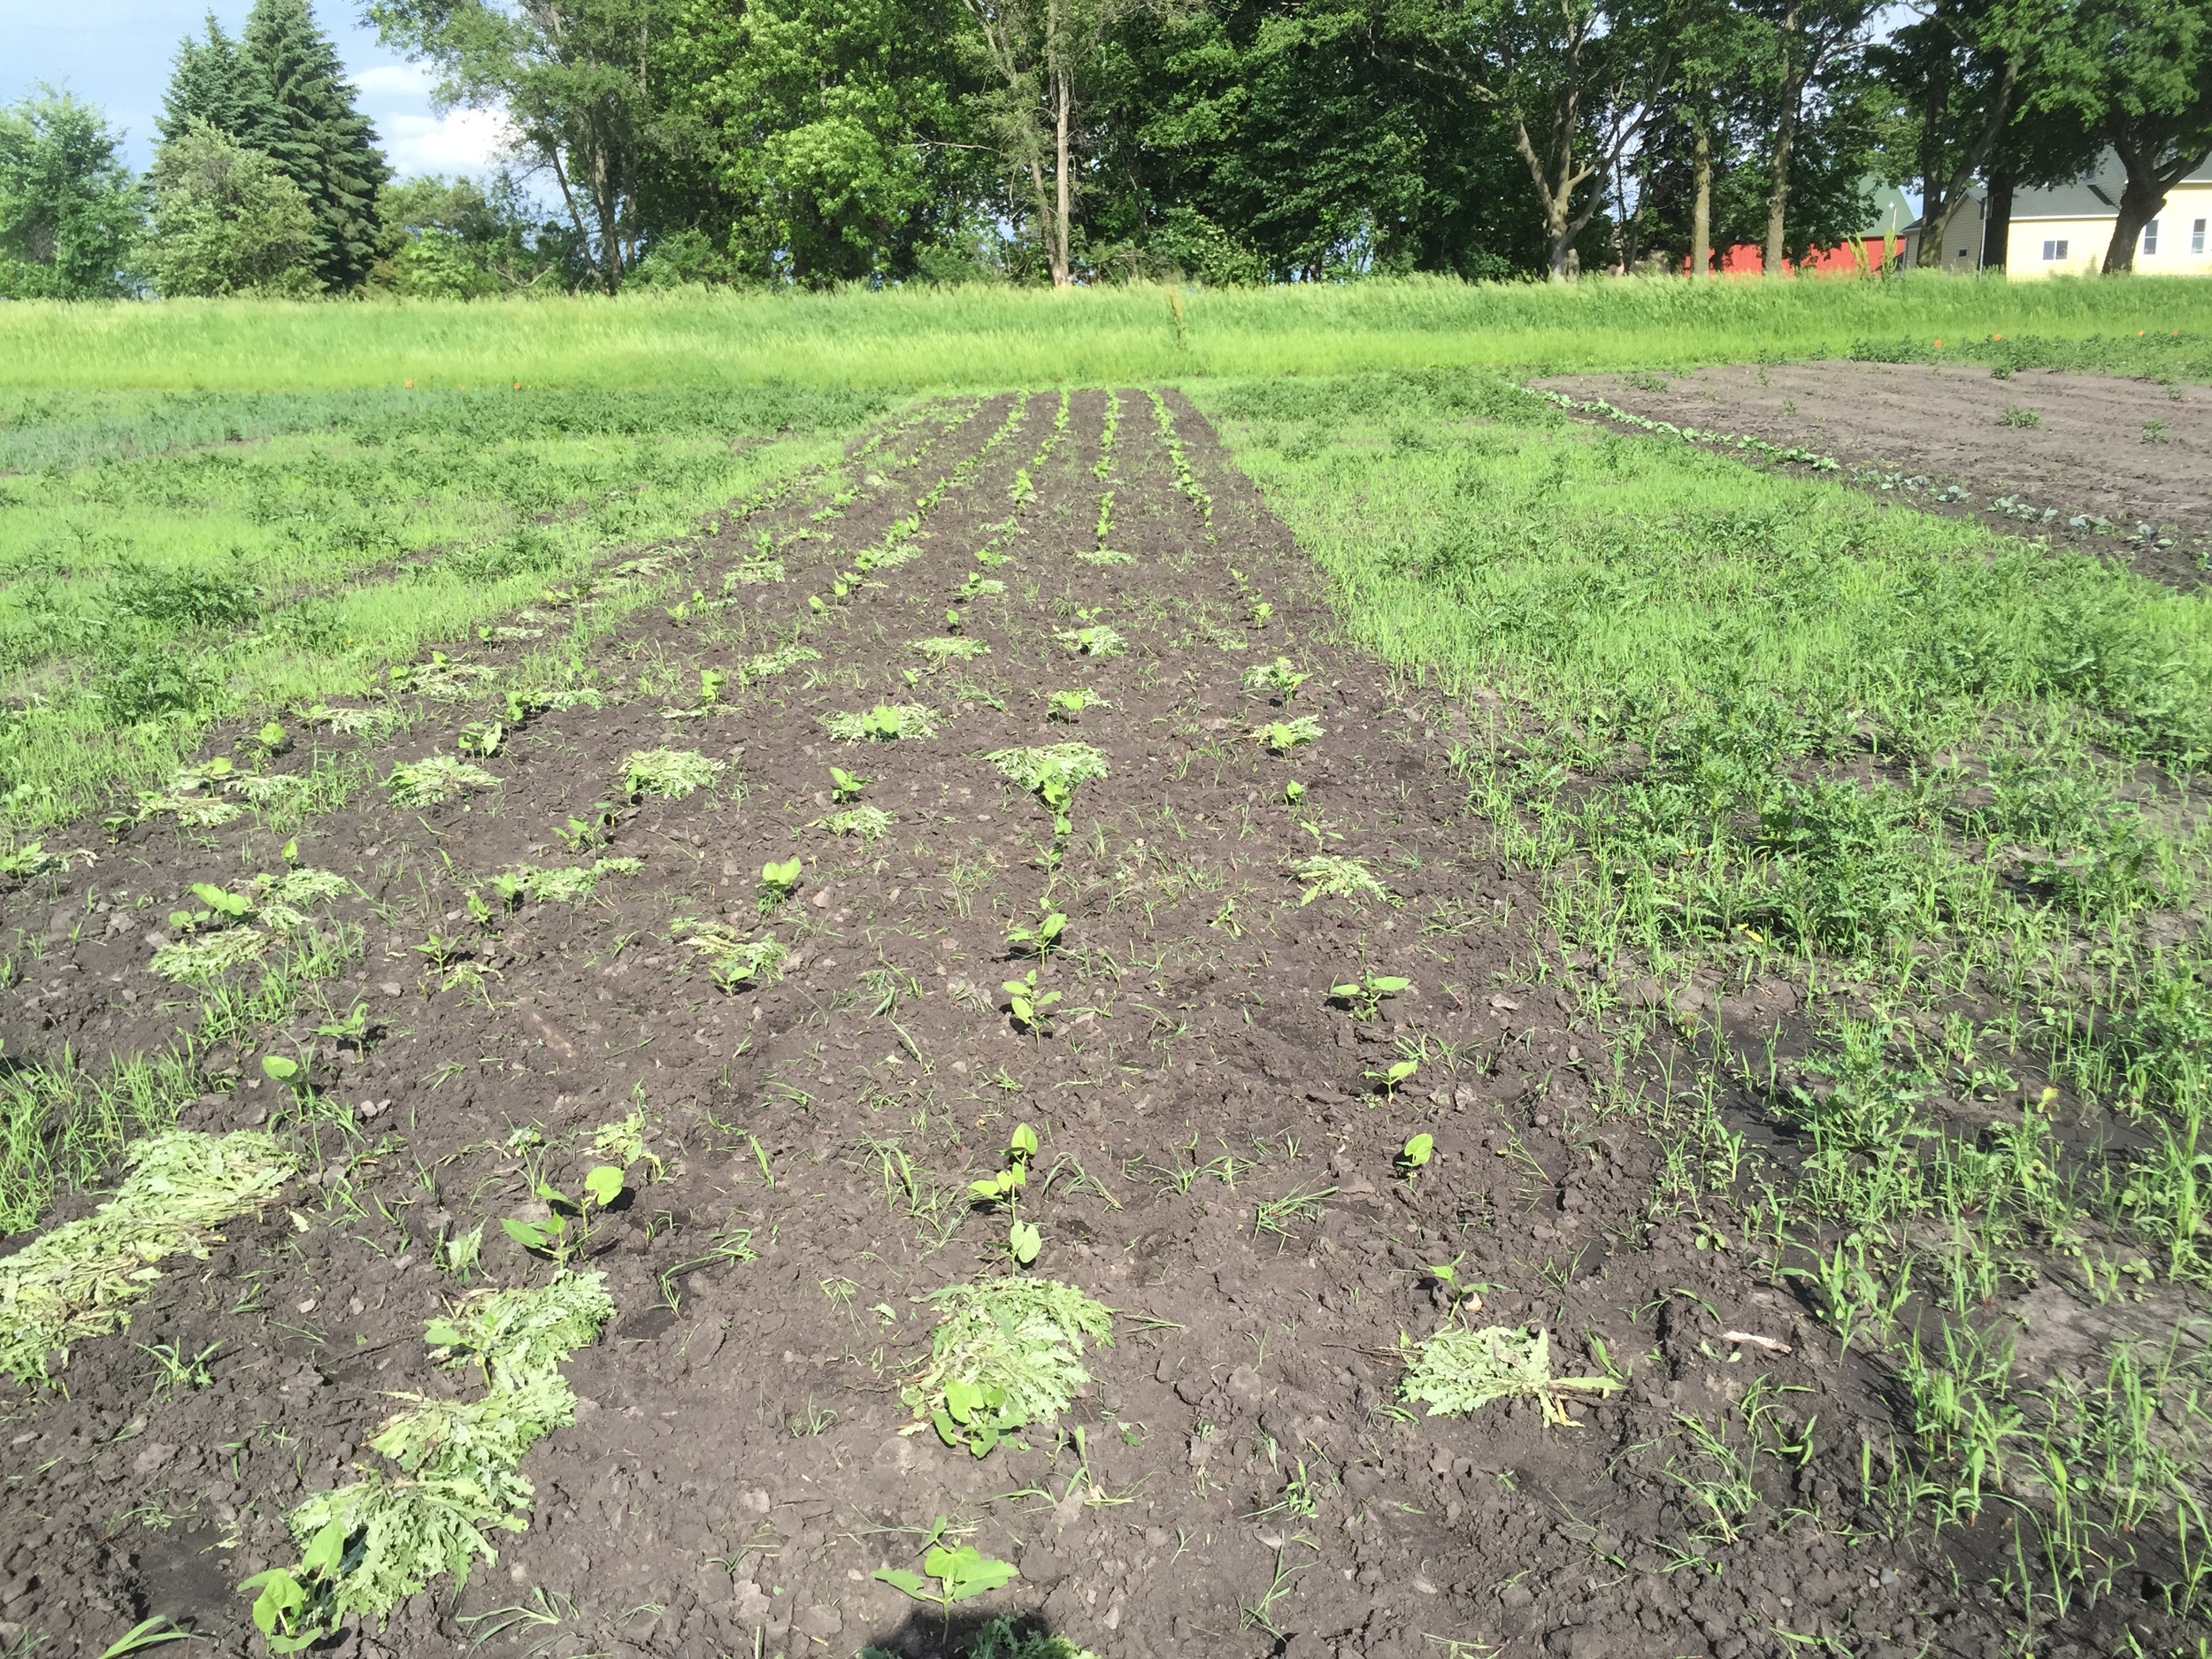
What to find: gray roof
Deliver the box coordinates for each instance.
[2012,148,2212,220]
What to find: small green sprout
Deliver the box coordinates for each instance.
[457,720,503,757]
[1284,780,1306,804]
[1397,1131,1434,1177]
[830,766,870,803]
[1006,905,1066,962]
[1048,687,1107,722]
[872,1517,1020,1635]
[1003,969,1061,1034]
[502,1164,625,1267]
[1369,1058,1419,1099]
[758,856,803,913]
[970,1124,1038,1208]
[1330,972,1409,1020]
[1253,716,1324,755]
[824,703,938,741]
[414,931,466,969]
[699,668,728,704]
[254,720,289,755]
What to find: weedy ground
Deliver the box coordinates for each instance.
[0,357,2206,1659]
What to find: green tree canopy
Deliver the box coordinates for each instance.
[0,88,145,299]
[138,118,320,296]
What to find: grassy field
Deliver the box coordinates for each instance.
[1197,366,2212,1632]
[3,273,2211,390]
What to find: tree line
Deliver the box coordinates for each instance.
[3,0,2208,298]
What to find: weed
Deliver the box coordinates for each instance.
[1291,854,1391,906]
[1055,625,1127,657]
[818,804,896,840]
[914,636,991,664]
[825,703,939,741]
[1998,404,2042,428]
[385,757,499,808]
[623,748,725,800]
[904,1276,1112,1456]
[1242,657,1310,700]
[244,1272,613,1648]
[1400,1325,1622,1425]
[672,919,787,990]
[2,1131,293,1385]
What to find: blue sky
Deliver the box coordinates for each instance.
[6,0,511,177]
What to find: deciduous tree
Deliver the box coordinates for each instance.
[0,88,145,299]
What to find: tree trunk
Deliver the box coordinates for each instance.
[2101,140,2184,274]
[1981,169,2012,270]
[1692,122,1712,278]
[1051,65,1071,287]
[1764,5,1801,275]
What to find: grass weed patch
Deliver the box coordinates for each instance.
[1203,361,2212,1628]
[0,386,874,828]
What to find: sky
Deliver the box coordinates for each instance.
[4,0,514,177]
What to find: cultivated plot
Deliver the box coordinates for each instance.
[1,375,2208,1659]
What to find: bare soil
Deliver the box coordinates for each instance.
[1539,361,2212,588]
[0,392,2183,1659]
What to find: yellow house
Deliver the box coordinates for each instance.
[2007,151,2212,277]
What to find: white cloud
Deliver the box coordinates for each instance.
[379,106,519,178]
[352,62,435,98]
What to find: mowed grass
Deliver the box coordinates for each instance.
[0,385,884,828]
[1201,367,2212,1616]
[4,273,2211,391]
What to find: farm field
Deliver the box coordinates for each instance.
[1538,361,2212,587]
[0,291,2209,1659]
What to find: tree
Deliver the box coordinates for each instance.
[1387,0,1682,280]
[1873,0,2062,269]
[2026,0,2212,272]
[959,0,1137,285]
[157,14,282,151]
[242,0,392,291]
[156,4,388,291]
[138,119,319,296]
[1664,0,1767,274]
[654,0,982,285]
[371,0,663,292]
[1750,0,1873,272]
[0,88,145,299]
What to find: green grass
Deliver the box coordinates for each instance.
[0,384,883,828]
[1199,364,2212,1624]
[4,274,2211,391]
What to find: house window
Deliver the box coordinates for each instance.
[2143,220,2161,255]
[2042,239,2069,261]
[2195,219,2207,254]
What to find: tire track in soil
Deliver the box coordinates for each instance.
[0,391,2109,1659]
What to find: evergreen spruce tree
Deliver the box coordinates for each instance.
[241,0,389,292]
[157,16,280,152]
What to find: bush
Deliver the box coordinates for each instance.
[137,119,318,297]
